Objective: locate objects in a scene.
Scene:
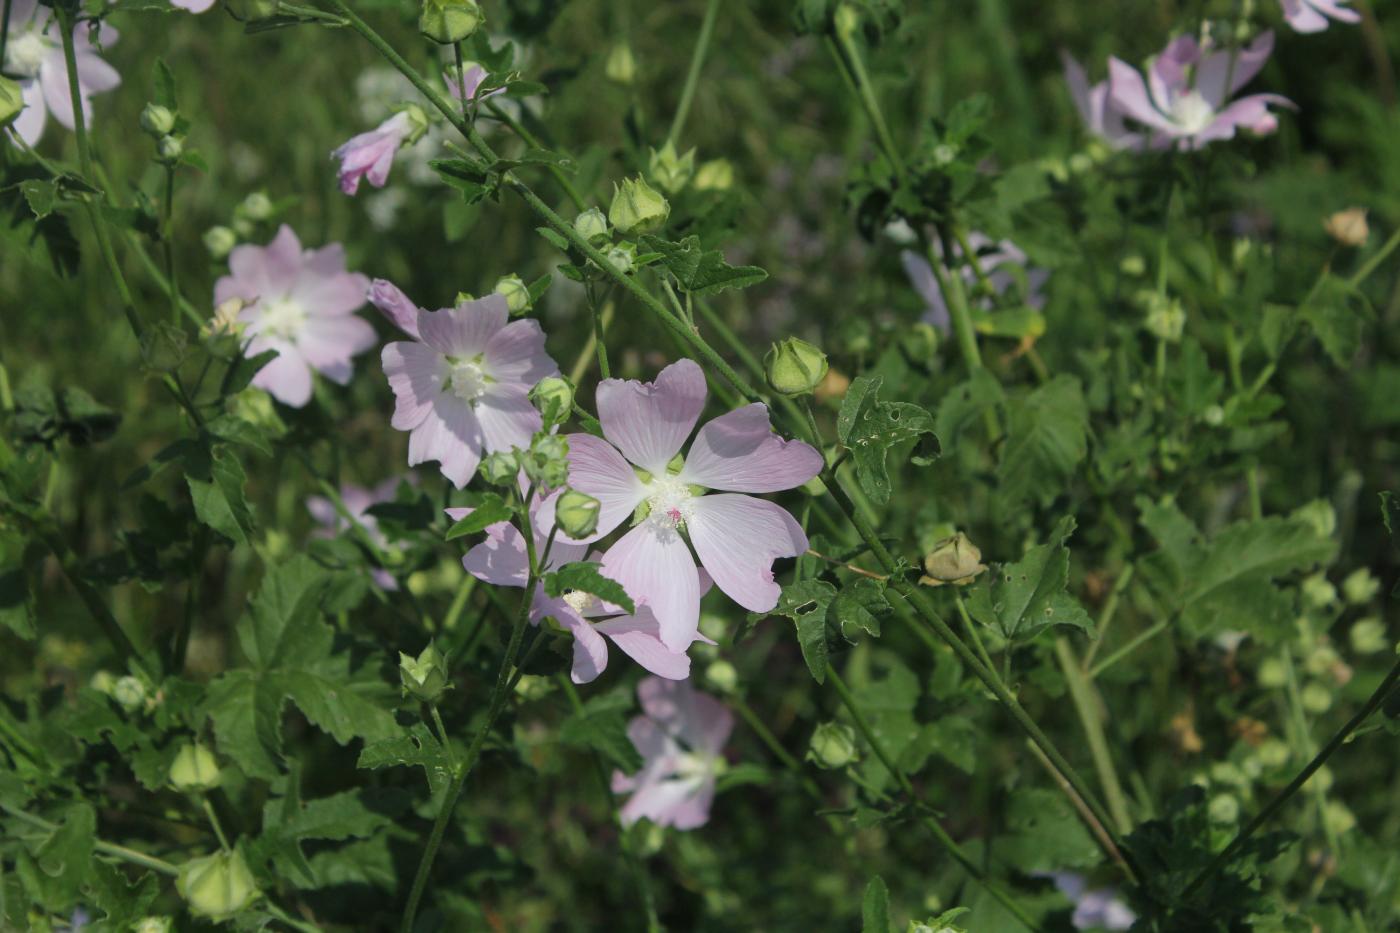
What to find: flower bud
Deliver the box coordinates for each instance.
[513,673,553,700]
[479,451,519,486]
[764,337,828,397]
[203,225,237,260]
[920,532,987,587]
[140,103,176,138]
[157,135,184,163]
[1208,793,1239,824]
[1301,573,1337,609]
[1292,499,1336,539]
[833,3,860,38]
[1324,800,1356,836]
[704,660,738,694]
[1300,681,1332,714]
[176,850,259,921]
[90,670,118,695]
[1323,208,1368,247]
[239,192,273,221]
[574,207,610,246]
[133,918,173,933]
[399,643,449,702]
[1349,617,1388,655]
[608,177,670,236]
[1255,737,1289,769]
[530,376,574,427]
[493,274,532,315]
[648,141,696,195]
[1141,293,1186,342]
[112,675,147,712]
[1119,254,1147,277]
[604,243,636,276]
[169,743,222,791]
[1256,656,1287,689]
[832,317,872,355]
[523,433,570,489]
[806,721,859,769]
[1341,568,1379,606]
[0,76,22,128]
[693,158,734,192]
[604,42,636,84]
[419,0,483,43]
[554,489,601,539]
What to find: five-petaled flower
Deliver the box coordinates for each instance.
[450,487,710,684]
[1108,32,1292,150]
[306,477,411,591]
[375,280,559,487]
[214,225,376,407]
[563,359,823,652]
[332,107,428,196]
[901,232,1048,333]
[3,0,120,147]
[612,676,733,830]
[1061,51,1142,150]
[1281,0,1359,33]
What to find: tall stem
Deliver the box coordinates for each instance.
[667,0,722,146]
[162,165,180,324]
[1053,638,1133,834]
[830,19,904,181]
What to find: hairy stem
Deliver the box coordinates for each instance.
[668,0,723,146]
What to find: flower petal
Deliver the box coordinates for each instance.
[1108,58,1176,133]
[476,384,543,455]
[595,610,693,680]
[369,279,423,339]
[300,314,376,383]
[485,318,558,386]
[461,518,529,587]
[417,295,508,357]
[596,358,708,473]
[563,433,646,541]
[687,494,807,613]
[601,523,699,651]
[637,676,734,753]
[680,404,823,493]
[1196,31,1274,106]
[382,342,443,431]
[251,343,313,407]
[408,398,483,488]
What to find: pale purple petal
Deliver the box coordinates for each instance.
[565,613,611,684]
[476,385,543,454]
[460,517,530,587]
[900,251,951,330]
[680,404,823,493]
[417,294,509,357]
[1196,31,1274,107]
[637,676,734,753]
[596,611,692,680]
[1108,58,1176,133]
[382,342,444,431]
[12,80,47,146]
[563,433,647,541]
[171,0,218,12]
[300,315,377,383]
[369,279,423,339]
[596,358,708,474]
[601,523,700,651]
[484,319,559,385]
[687,494,807,614]
[408,399,483,487]
[251,344,314,407]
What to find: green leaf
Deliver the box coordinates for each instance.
[830,577,889,641]
[14,802,95,911]
[358,724,454,800]
[185,444,255,546]
[861,876,893,933]
[0,565,35,640]
[542,561,635,613]
[998,375,1088,505]
[558,696,644,772]
[836,374,938,506]
[766,580,836,683]
[1300,274,1369,366]
[18,179,57,220]
[152,58,177,108]
[999,787,1102,872]
[444,493,513,539]
[935,368,1004,451]
[966,516,1093,644]
[636,234,768,296]
[88,860,159,928]
[222,348,279,396]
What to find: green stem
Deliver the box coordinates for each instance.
[1053,638,1133,834]
[568,299,614,385]
[1081,565,1135,672]
[162,165,180,325]
[1349,223,1400,288]
[483,99,589,211]
[441,574,477,631]
[1087,617,1170,680]
[27,519,143,670]
[668,0,722,146]
[1183,657,1400,899]
[830,19,904,180]
[2,805,178,877]
[201,795,232,852]
[588,286,611,378]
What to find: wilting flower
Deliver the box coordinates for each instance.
[451,488,708,684]
[901,233,1047,332]
[332,106,429,195]
[1061,51,1141,150]
[612,676,733,829]
[564,359,823,651]
[1108,32,1292,150]
[1281,0,1359,32]
[3,0,120,147]
[375,282,558,487]
[213,225,375,407]
[306,477,410,590]
[1043,872,1136,931]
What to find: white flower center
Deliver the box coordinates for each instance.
[1170,91,1216,135]
[446,358,489,403]
[5,29,52,78]
[644,475,695,533]
[257,297,307,340]
[673,749,722,781]
[562,590,596,615]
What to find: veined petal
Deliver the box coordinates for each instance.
[382,342,443,431]
[408,398,483,488]
[601,523,700,651]
[1108,58,1177,133]
[484,318,558,386]
[563,433,647,542]
[476,384,543,455]
[417,294,509,357]
[369,279,423,339]
[595,610,693,681]
[251,344,313,407]
[687,494,807,614]
[680,405,823,493]
[596,358,707,474]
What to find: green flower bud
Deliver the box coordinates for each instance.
[1119,254,1146,277]
[112,675,148,712]
[1341,568,1380,606]
[169,743,222,792]
[574,207,611,246]
[1300,681,1332,714]
[419,0,483,44]
[608,177,670,236]
[648,140,696,195]
[513,673,554,701]
[399,643,450,702]
[203,225,237,260]
[1208,793,1239,824]
[764,337,828,397]
[806,721,859,769]
[523,433,571,489]
[1256,656,1287,689]
[494,273,532,315]
[133,918,173,933]
[604,243,636,276]
[0,76,23,128]
[605,42,636,84]
[833,3,860,38]
[1349,617,1388,655]
[1255,737,1289,769]
[920,532,987,587]
[704,660,738,694]
[1302,574,1337,609]
[1208,761,1247,787]
[1067,152,1094,175]
[239,191,273,221]
[479,450,519,486]
[157,135,184,163]
[693,158,735,192]
[554,489,601,539]
[140,103,176,138]
[176,850,259,921]
[1324,800,1356,836]
[1141,292,1186,342]
[530,376,575,427]
[1292,500,1336,539]
[1304,644,1340,678]
[454,291,476,306]
[90,670,117,695]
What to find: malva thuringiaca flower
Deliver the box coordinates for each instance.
[901,233,1047,332]
[562,359,823,651]
[331,106,429,196]
[374,281,559,487]
[1108,32,1292,150]
[444,61,501,103]
[3,0,119,147]
[612,676,733,830]
[450,487,711,684]
[306,477,411,591]
[1061,51,1142,150]
[1281,0,1359,33]
[213,225,375,408]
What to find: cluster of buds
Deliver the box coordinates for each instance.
[204,192,275,260]
[140,101,186,166]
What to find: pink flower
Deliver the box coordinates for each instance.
[444,62,501,103]
[214,225,375,408]
[331,109,425,196]
[1281,0,1360,32]
[376,283,558,487]
[563,359,823,651]
[1043,872,1136,930]
[901,233,1048,332]
[612,676,733,830]
[3,0,120,147]
[1061,51,1142,150]
[306,477,410,590]
[1109,32,1293,150]
[449,488,709,684]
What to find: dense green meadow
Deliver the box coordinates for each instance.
[3,0,1400,929]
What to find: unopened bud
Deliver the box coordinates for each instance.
[1300,681,1332,714]
[157,135,184,163]
[1142,293,1186,342]
[169,743,222,791]
[1208,793,1239,824]
[203,225,237,260]
[1256,656,1287,689]
[764,337,828,397]
[554,489,601,539]
[605,42,637,84]
[693,158,734,192]
[529,376,574,427]
[479,451,519,486]
[920,532,987,587]
[1341,568,1379,606]
[493,273,532,315]
[1323,208,1368,247]
[608,177,669,236]
[513,673,553,700]
[400,643,449,701]
[704,660,738,694]
[1349,617,1388,655]
[133,918,173,933]
[112,675,147,712]
[604,243,636,276]
[176,850,259,921]
[522,433,570,489]
[648,141,696,195]
[419,0,483,43]
[574,207,610,246]
[140,103,176,138]
[239,191,273,221]
[806,721,859,769]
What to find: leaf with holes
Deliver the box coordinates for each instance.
[966,515,1093,645]
[837,375,938,506]
[764,580,836,682]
